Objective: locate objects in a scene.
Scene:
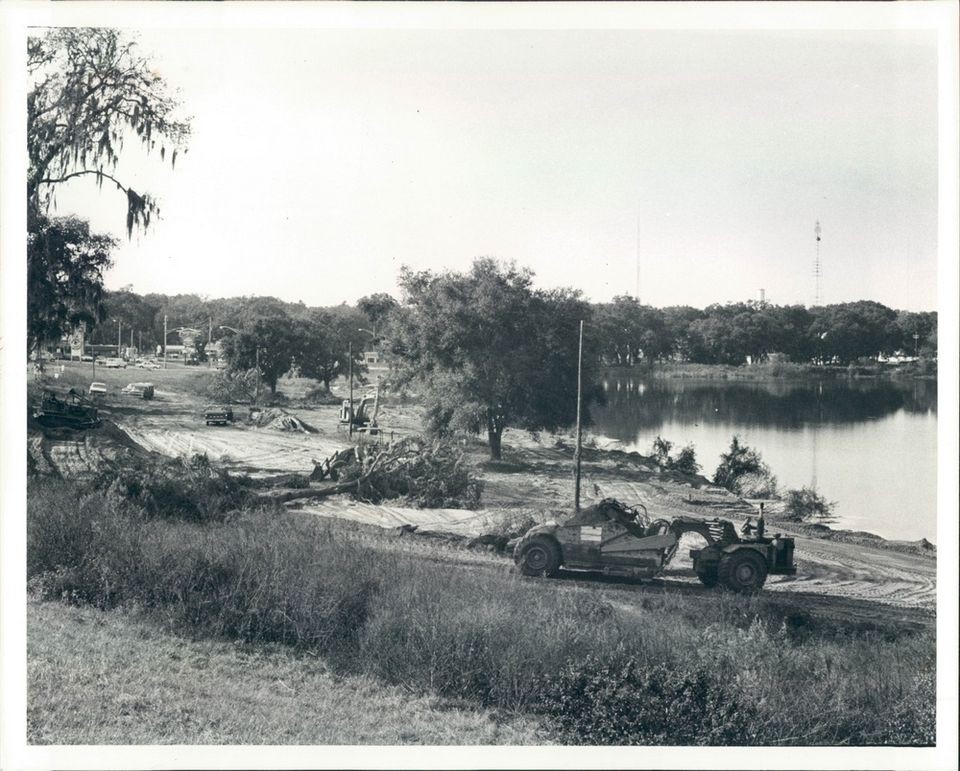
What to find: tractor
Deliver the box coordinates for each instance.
[513,498,795,592]
[32,388,101,430]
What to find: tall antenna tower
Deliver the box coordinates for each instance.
[813,220,822,306]
[635,203,641,304]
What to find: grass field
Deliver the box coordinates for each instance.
[28,599,544,745]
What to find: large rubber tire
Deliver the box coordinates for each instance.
[718,550,768,592]
[696,565,719,587]
[517,536,562,577]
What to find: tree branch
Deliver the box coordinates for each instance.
[38,168,128,193]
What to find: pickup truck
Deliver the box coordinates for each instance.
[204,404,234,426]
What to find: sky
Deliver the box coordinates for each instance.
[50,26,939,311]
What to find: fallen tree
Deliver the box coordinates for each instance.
[299,437,482,508]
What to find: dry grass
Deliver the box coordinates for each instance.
[27,476,936,746]
[27,599,546,745]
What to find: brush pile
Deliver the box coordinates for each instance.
[253,408,315,433]
[315,437,482,508]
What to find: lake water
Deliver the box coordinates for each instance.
[589,374,938,543]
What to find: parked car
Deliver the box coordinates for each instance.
[204,404,234,426]
[88,382,107,395]
[121,382,155,400]
[102,357,126,368]
[141,360,161,370]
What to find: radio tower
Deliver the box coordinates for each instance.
[635,203,642,304]
[813,220,822,306]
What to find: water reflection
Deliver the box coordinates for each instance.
[593,375,936,441]
[589,373,938,541]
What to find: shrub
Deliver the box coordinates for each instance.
[302,385,342,405]
[650,435,701,476]
[782,486,836,523]
[539,656,758,745]
[97,453,253,523]
[205,369,257,404]
[714,436,776,496]
[27,479,98,577]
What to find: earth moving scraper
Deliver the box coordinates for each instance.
[514,498,796,592]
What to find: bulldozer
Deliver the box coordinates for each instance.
[514,498,796,592]
[32,388,101,430]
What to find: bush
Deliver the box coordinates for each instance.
[205,369,257,404]
[783,486,836,523]
[650,436,701,476]
[714,436,777,497]
[27,480,98,578]
[302,385,342,405]
[539,656,758,744]
[96,453,253,523]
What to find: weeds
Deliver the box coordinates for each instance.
[27,476,935,746]
[96,453,253,522]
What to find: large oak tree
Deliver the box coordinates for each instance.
[389,259,600,460]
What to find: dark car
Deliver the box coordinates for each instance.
[203,404,234,426]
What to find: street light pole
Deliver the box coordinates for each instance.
[163,314,168,369]
[348,341,354,438]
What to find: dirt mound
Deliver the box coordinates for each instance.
[253,408,316,433]
[28,418,156,479]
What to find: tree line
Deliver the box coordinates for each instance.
[595,296,936,367]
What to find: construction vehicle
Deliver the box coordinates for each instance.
[514,498,795,592]
[32,389,101,430]
[204,404,234,426]
[339,388,381,434]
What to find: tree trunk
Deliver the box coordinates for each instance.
[487,420,503,461]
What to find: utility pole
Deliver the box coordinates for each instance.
[574,319,584,512]
[117,320,122,356]
[255,347,261,406]
[348,341,354,438]
[163,314,168,369]
[138,330,142,353]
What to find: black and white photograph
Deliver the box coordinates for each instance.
[1,2,957,769]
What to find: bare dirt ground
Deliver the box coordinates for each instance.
[29,365,936,626]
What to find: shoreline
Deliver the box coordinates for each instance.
[602,361,938,381]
